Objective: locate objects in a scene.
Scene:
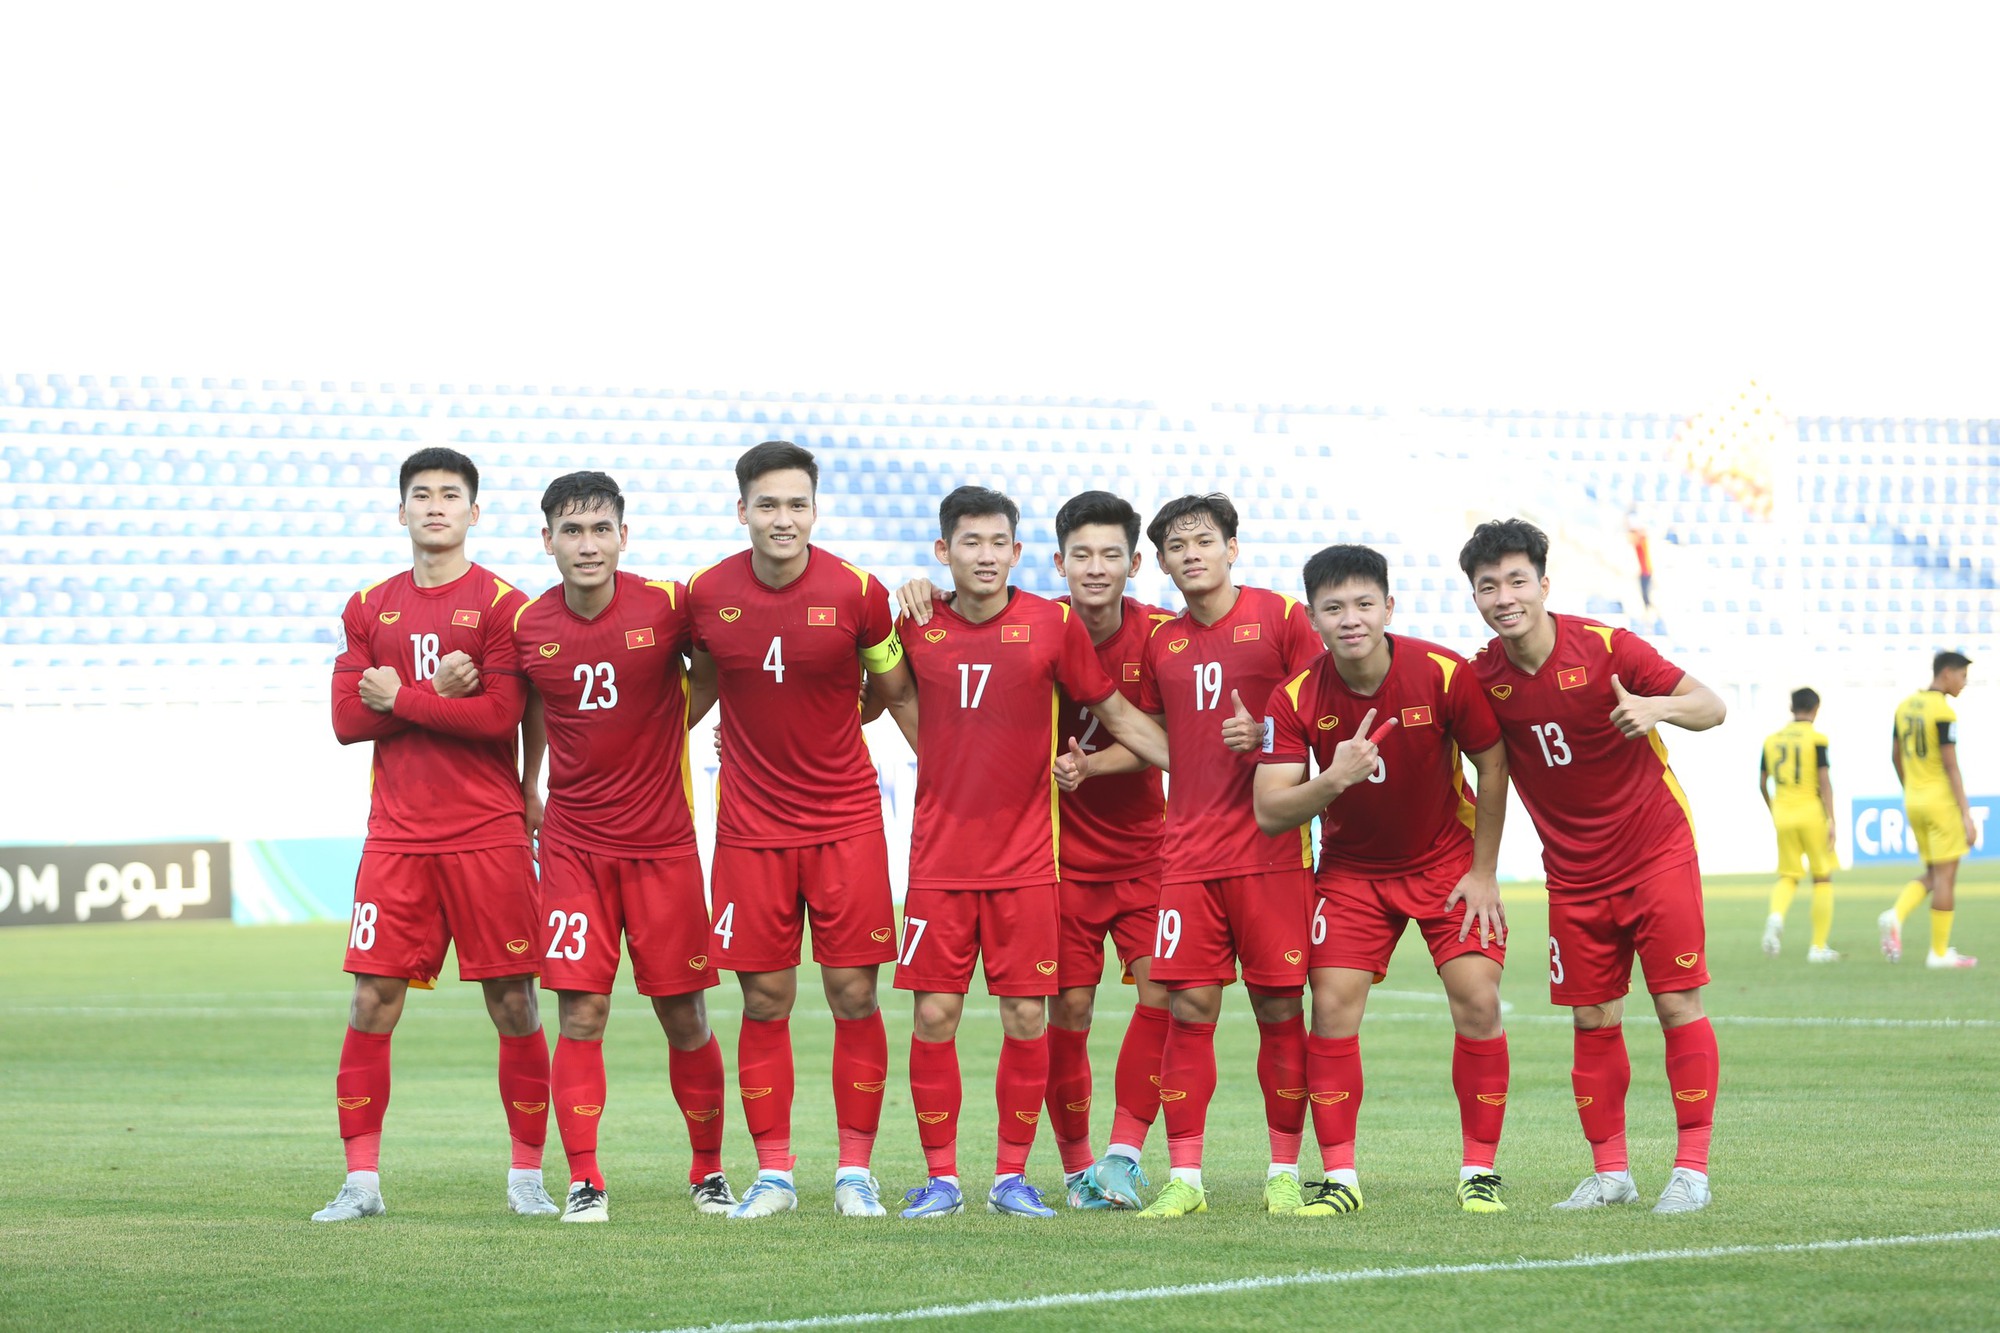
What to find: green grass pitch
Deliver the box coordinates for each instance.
[2,867,1996,1331]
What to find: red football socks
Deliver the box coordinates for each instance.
[995,1032,1050,1177]
[1044,1023,1095,1175]
[496,1029,550,1171]
[1108,1003,1168,1151]
[1571,1024,1631,1173]
[1663,1016,1719,1171]
[737,1017,796,1174]
[670,1034,727,1183]
[908,1035,961,1177]
[1160,1016,1217,1171]
[1452,1032,1509,1169]
[1306,1033,1361,1173]
[1256,1012,1308,1166]
[337,1026,391,1173]
[551,1034,607,1188]
[831,1012,888,1171]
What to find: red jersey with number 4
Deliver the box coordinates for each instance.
[903,589,1116,891]
[332,564,529,852]
[1055,596,1173,881]
[510,571,697,858]
[688,546,901,848]
[1470,614,1695,897]
[1261,635,1500,876]
[1138,585,1322,882]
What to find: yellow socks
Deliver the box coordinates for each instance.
[1769,877,1798,917]
[1931,909,1955,958]
[1810,882,1834,951]
[1892,880,1928,925]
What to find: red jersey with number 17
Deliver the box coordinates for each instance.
[902,589,1116,891]
[1137,585,1322,882]
[687,546,901,848]
[1470,614,1695,897]
[1055,596,1173,881]
[510,571,698,859]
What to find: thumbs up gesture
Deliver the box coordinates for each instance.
[1608,673,1669,738]
[1053,735,1091,793]
[1221,688,1263,754]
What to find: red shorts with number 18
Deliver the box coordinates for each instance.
[536,837,718,997]
[344,845,539,985]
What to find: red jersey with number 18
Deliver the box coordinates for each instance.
[1137,585,1322,882]
[1055,595,1173,881]
[510,571,698,859]
[1470,614,1695,897]
[902,589,1116,891]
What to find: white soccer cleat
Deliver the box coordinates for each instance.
[726,1174,799,1220]
[1652,1167,1712,1214]
[506,1174,560,1216]
[1925,948,1978,970]
[833,1174,889,1218]
[1878,910,1903,963]
[560,1181,609,1223]
[1807,946,1841,964]
[311,1180,385,1222]
[1761,913,1783,957]
[1551,1171,1640,1210]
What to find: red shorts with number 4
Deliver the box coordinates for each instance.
[1310,856,1506,980]
[537,837,718,997]
[893,884,1061,997]
[344,845,539,985]
[1547,858,1709,1007]
[1057,874,1160,988]
[1149,869,1312,996]
[709,829,898,972]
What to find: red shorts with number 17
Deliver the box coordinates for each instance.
[893,884,1061,997]
[1547,858,1709,1006]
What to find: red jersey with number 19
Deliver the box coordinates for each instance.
[1470,614,1695,897]
[902,590,1116,891]
[1055,595,1173,881]
[510,571,697,858]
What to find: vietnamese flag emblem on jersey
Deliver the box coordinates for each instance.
[625,627,656,650]
[1122,662,1142,682]
[1401,705,1434,728]
[1557,666,1588,690]
[808,606,837,627]
[1233,623,1262,643]
[1002,624,1031,644]
[451,609,480,629]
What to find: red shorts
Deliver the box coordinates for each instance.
[1149,869,1312,996]
[893,884,1060,997]
[709,829,898,972]
[1547,859,1709,1006]
[344,845,539,984]
[1310,858,1506,980]
[1057,874,1160,988]
[536,838,718,997]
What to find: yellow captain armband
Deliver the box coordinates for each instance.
[860,631,905,674]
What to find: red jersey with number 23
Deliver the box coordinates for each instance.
[1055,595,1173,881]
[1138,584,1322,882]
[1470,614,1695,897]
[903,589,1116,891]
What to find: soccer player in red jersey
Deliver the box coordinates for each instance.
[1460,519,1727,1215]
[506,472,731,1224]
[1254,545,1513,1216]
[315,447,555,1223]
[880,486,1168,1220]
[683,442,909,1220]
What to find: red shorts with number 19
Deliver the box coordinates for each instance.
[1148,869,1312,996]
[536,837,718,997]
[1546,858,1709,1007]
[344,846,540,984]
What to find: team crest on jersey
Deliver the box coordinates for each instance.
[1489,684,1513,701]
[870,927,893,943]
[1675,951,1699,968]
[685,1107,720,1121]
[1002,624,1031,644]
[1476,1093,1508,1106]
[627,627,656,650]
[1233,623,1261,643]
[505,939,530,954]
[1401,706,1434,728]
[1557,666,1588,690]
[1123,662,1142,682]
[539,643,561,658]
[336,1096,371,1110]
[1316,715,1339,731]
[1035,959,1057,975]
[917,1111,951,1124]
[451,609,481,629]
[808,606,837,627]
[687,953,708,970]
[924,627,947,643]
[1674,1089,1709,1102]
[718,607,742,622]
[1167,638,1190,654]
[377,611,401,625]
[511,1101,546,1114]
[1310,1091,1349,1105]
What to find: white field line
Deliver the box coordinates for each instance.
[637,1227,2000,1333]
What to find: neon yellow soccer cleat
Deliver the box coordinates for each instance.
[1135,1178,1208,1219]
[1263,1172,1303,1213]
[1295,1179,1363,1216]
[1456,1172,1507,1213]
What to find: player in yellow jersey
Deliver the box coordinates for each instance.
[1759,688,1839,963]
[1878,652,1978,969]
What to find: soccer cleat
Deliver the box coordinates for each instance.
[833,1174,888,1218]
[726,1174,799,1220]
[1135,1178,1207,1219]
[560,1181,609,1223]
[689,1172,737,1215]
[1086,1154,1149,1210]
[1761,913,1783,957]
[1652,1167,1712,1214]
[898,1177,965,1220]
[1295,1180,1363,1216]
[987,1175,1057,1219]
[1457,1172,1507,1214]
[1065,1171,1114,1210]
[506,1176,560,1217]
[1879,909,1903,963]
[311,1181,385,1222]
[1263,1171,1304,1213]
[1925,948,1978,969]
[1551,1172,1640,1210]
[1807,946,1842,964]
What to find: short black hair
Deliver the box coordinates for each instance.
[1459,518,1551,583]
[736,440,819,497]
[1146,493,1239,551]
[541,470,625,525]
[1302,545,1390,604]
[1791,687,1821,713]
[399,447,479,503]
[1054,491,1140,553]
[1935,650,1973,675]
[938,485,1019,541]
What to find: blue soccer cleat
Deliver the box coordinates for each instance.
[1087,1154,1150,1210]
[899,1177,965,1220]
[987,1174,1056,1219]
